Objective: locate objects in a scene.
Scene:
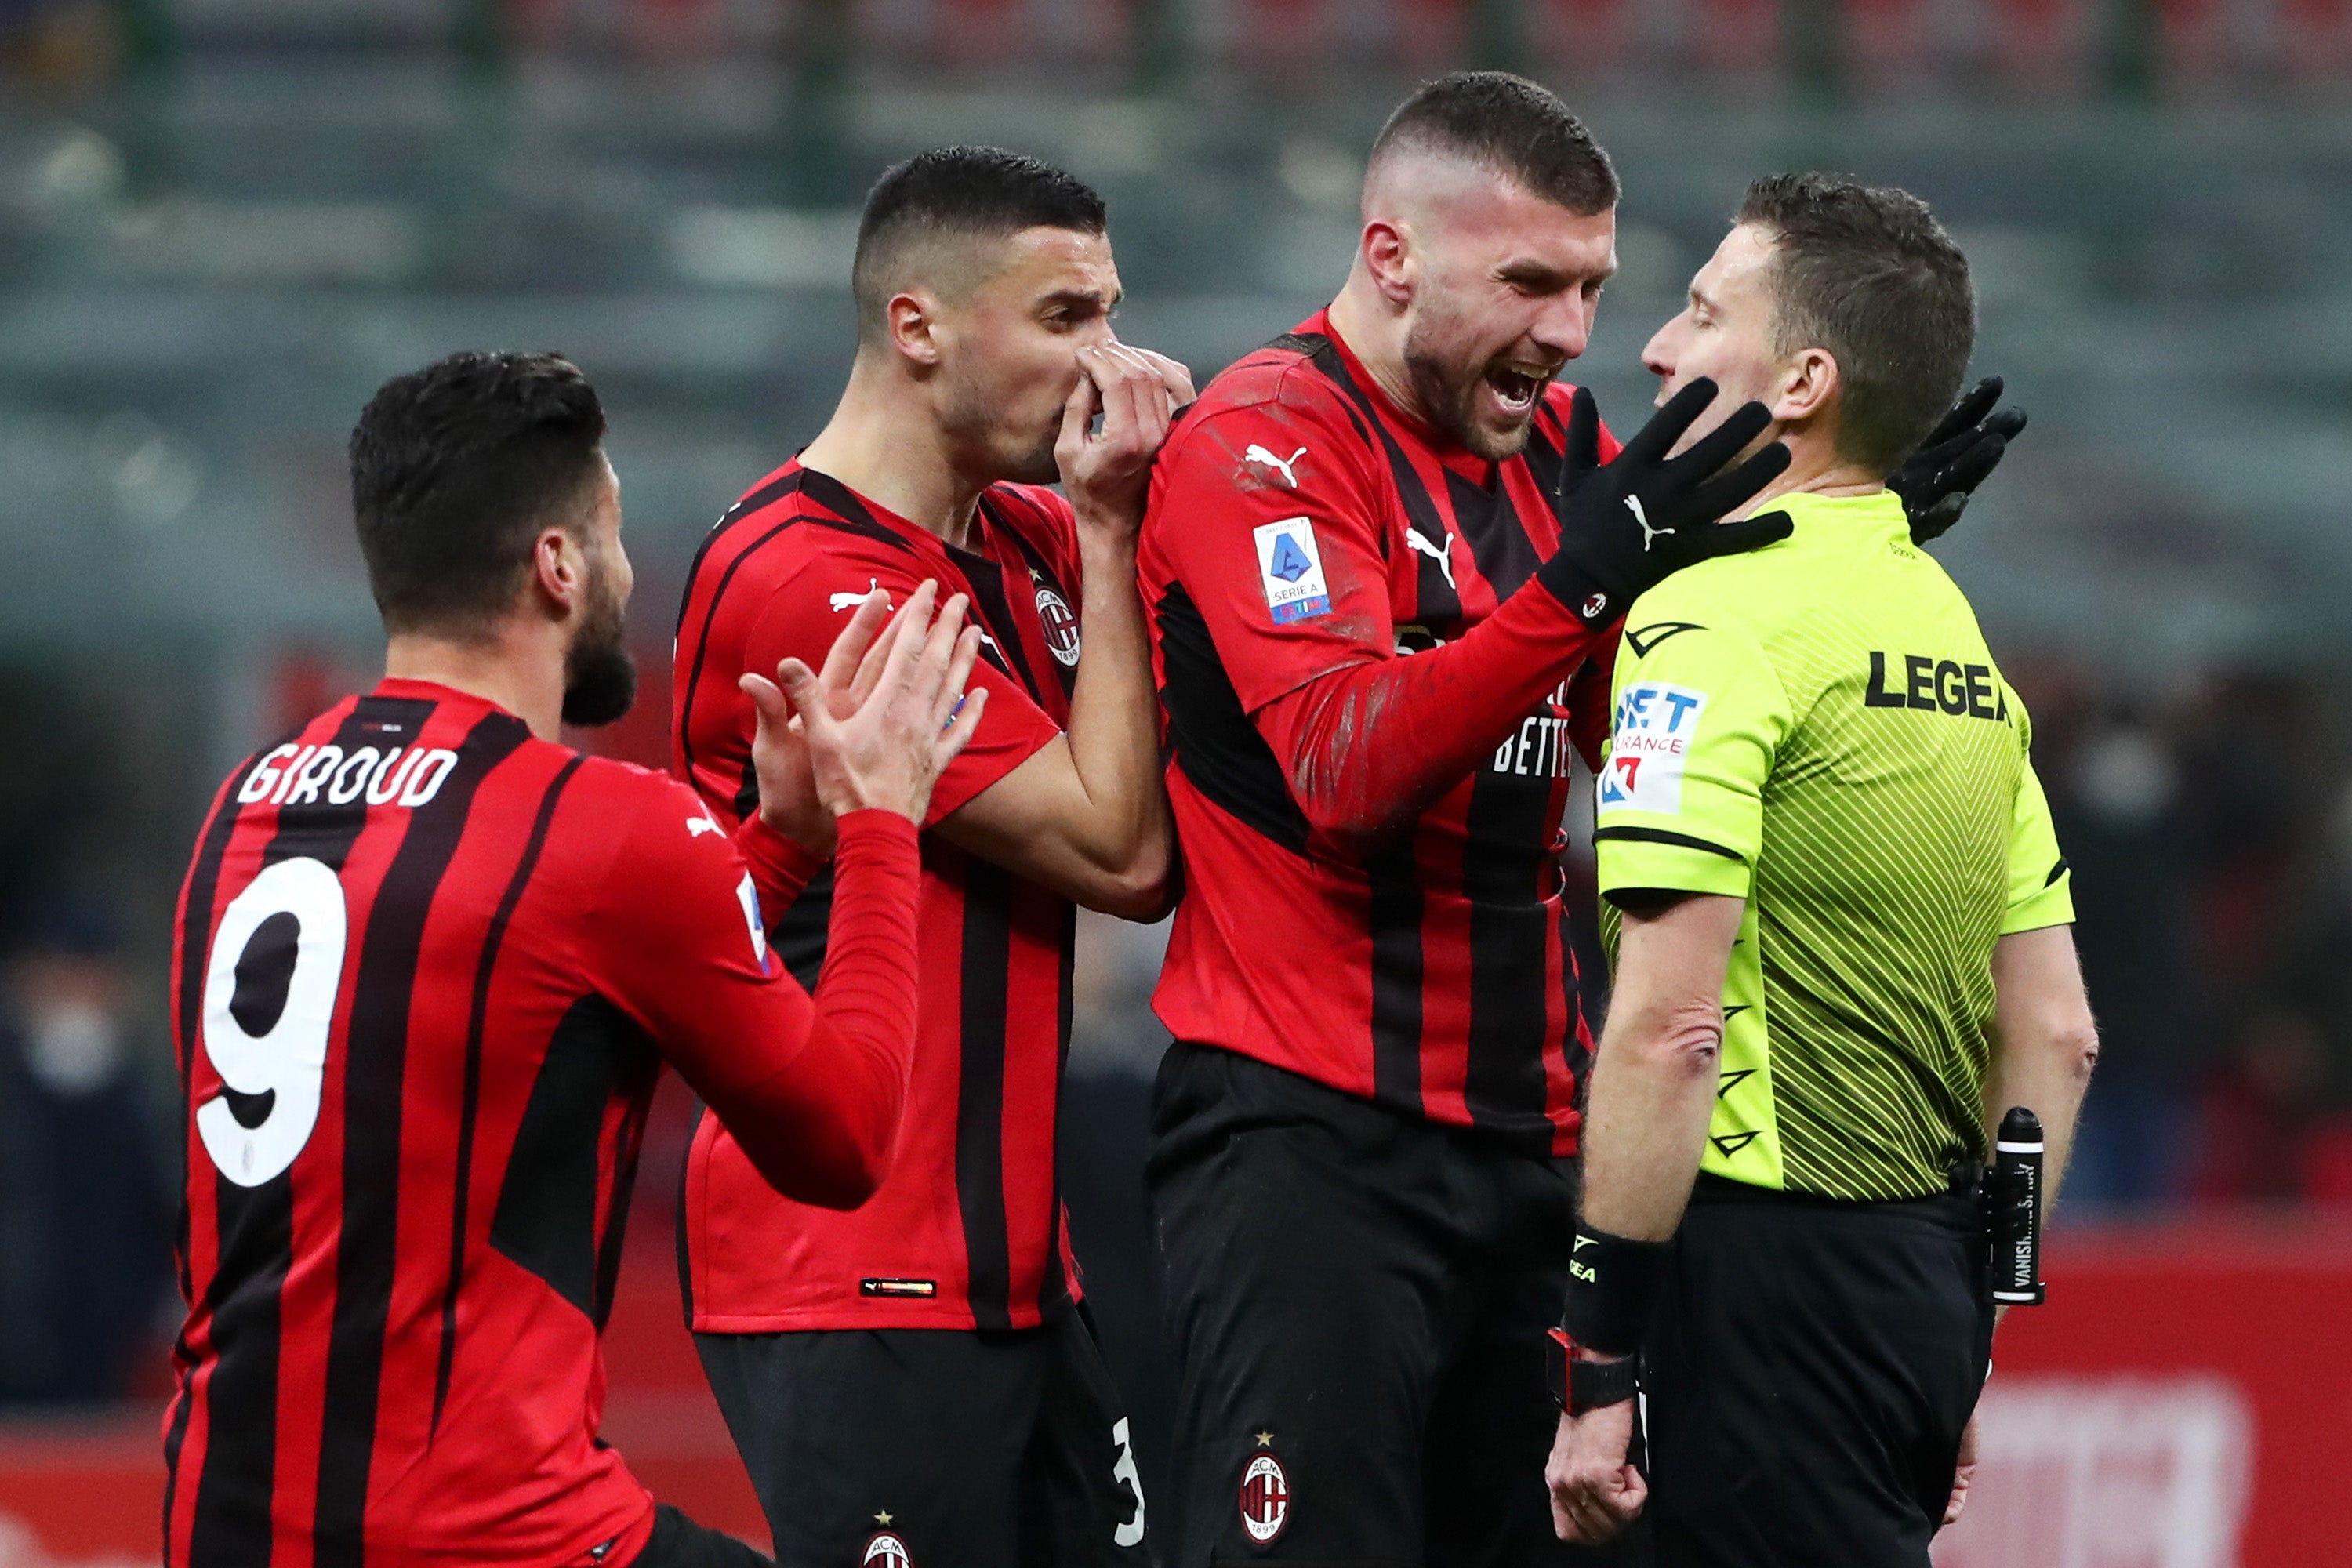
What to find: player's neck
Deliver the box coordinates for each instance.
[1324,275,1429,435]
[799,367,988,552]
[383,627,566,742]
[1737,434,1882,517]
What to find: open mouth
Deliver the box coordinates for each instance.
[1485,365,1546,416]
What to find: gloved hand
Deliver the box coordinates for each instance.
[1888,376,2027,546]
[1540,379,1794,626]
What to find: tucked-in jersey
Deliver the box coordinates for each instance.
[1594,490,2074,1202]
[165,681,920,1567]
[1140,314,1624,1155]
[672,459,1083,1330]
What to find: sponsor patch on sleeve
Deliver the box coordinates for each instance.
[1252,517,1332,624]
[1597,683,1709,816]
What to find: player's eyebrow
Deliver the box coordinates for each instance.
[1496,256,1617,291]
[1690,281,1718,314]
[1041,285,1120,315]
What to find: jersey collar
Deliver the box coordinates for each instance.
[1766,487,1909,550]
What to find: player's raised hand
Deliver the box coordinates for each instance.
[1542,377,1795,626]
[1058,341,1194,539]
[1889,375,2027,546]
[740,584,897,854]
[746,581,986,831]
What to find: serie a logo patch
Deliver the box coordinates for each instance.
[1252,517,1331,624]
[1239,1450,1290,1544]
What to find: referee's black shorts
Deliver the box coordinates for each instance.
[1147,1040,1642,1567]
[1642,1174,1995,1568]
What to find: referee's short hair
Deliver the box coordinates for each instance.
[1368,71,1620,216]
[1737,173,1976,478]
[349,350,608,639]
[852,147,1107,346]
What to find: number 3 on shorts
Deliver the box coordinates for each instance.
[1111,1417,1145,1548]
[196,857,348,1187]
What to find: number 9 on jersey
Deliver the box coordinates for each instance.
[197,856,349,1187]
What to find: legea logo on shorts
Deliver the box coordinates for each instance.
[1598,682,1708,817]
[1239,1450,1290,1544]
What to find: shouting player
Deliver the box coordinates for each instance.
[1137,74,2019,1564]
[165,351,980,1568]
[671,149,1189,1565]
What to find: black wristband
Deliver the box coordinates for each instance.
[1544,1327,1640,1414]
[1561,1225,1671,1357]
[1532,550,1621,628]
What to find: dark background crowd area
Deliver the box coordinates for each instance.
[6,0,2352,1421]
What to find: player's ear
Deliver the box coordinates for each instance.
[1773,345,1840,428]
[887,289,946,369]
[1359,218,1417,307]
[528,524,586,623]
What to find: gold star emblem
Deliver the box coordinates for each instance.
[1254,1430,1274,1447]
[874,1510,893,1526]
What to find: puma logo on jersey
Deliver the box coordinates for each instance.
[830,579,884,612]
[687,814,724,839]
[1244,445,1307,488]
[1403,527,1458,592]
[1627,495,1672,551]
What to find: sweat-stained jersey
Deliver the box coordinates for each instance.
[165,680,917,1567]
[1594,490,2074,1202]
[671,460,1083,1330]
[1139,314,1623,1156]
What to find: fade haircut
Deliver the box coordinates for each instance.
[1367,71,1619,216]
[851,147,1108,345]
[1736,173,1976,477]
[349,350,608,638]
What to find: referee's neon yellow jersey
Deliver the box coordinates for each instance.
[1593,488,2074,1202]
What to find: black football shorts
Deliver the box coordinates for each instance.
[1641,1174,1995,1567]
[1147,1040,1644,1566]
[695,1307,1150,1568]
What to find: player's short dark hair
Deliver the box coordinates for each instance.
[851,147,1107,343]
[349,350,609,637]
[1736,173,1975,477]
[1368,71,1619,216]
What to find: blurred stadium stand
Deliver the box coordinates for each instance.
[5,2,2352,1563]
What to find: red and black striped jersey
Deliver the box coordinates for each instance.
[1139,314,1623,1156]
[164,679,921,1567]
[671,459,1083,1331]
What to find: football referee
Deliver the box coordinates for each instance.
[1546,175,2100,1566]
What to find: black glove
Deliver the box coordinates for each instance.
[1538,378,1795,626]
[1888,376,2027,546]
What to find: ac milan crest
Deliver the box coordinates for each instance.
[1238,1452,1290,1544]
[862,1531,913,1568]
[1035,586,1081,667]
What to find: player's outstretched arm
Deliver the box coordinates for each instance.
[937,343,1193,919]
[1254,383,1792,840]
